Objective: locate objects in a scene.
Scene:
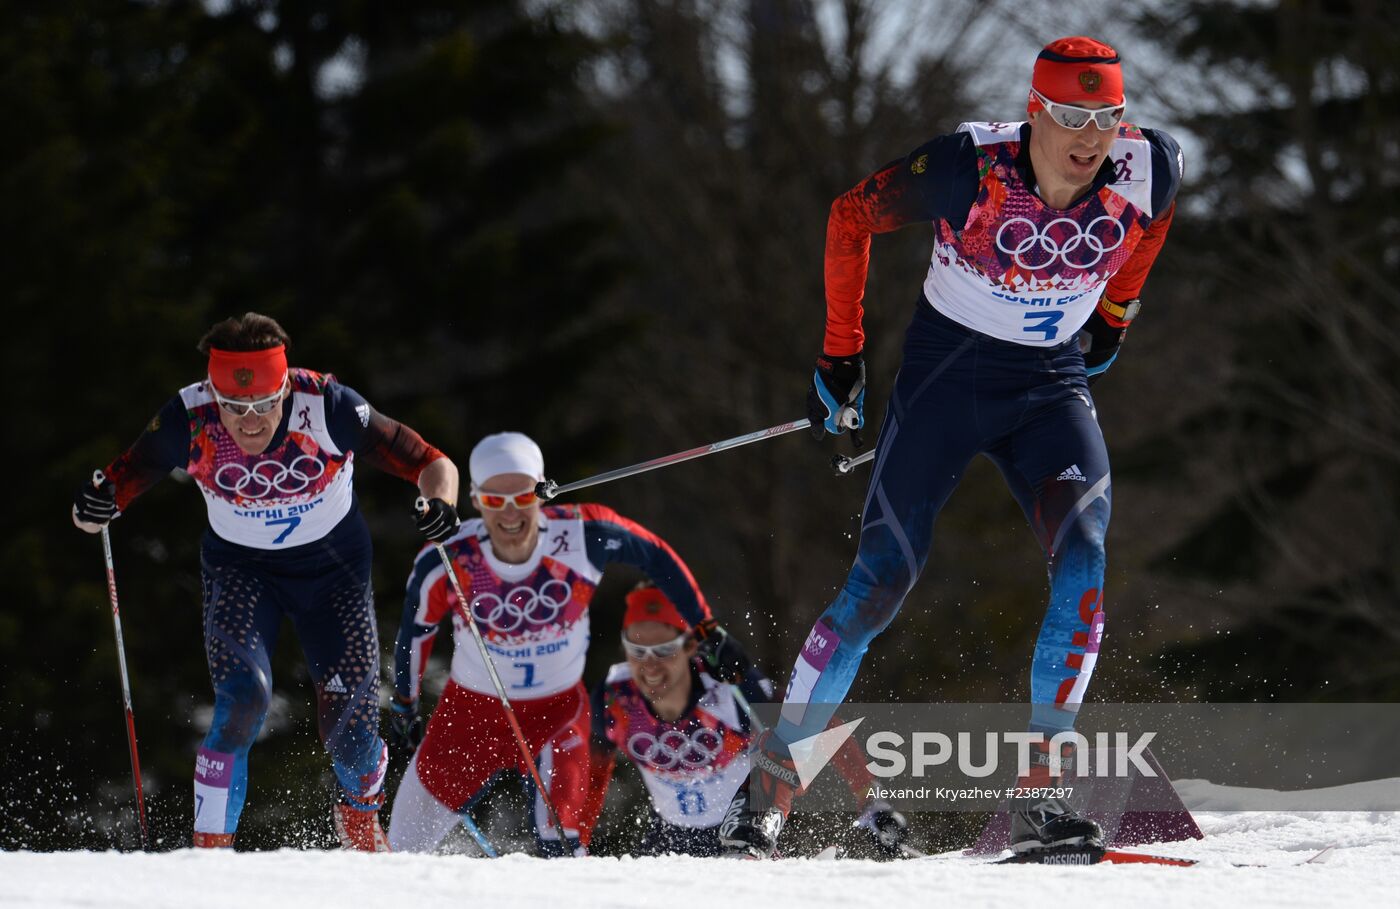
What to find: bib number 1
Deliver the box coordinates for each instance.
[513,662,538,689]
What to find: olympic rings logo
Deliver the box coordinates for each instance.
[470,579,572,634]
[627,727,725,770]
[214,454,326,499]
[995,216,1126,270]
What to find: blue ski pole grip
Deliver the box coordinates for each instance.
[813,368,846,434]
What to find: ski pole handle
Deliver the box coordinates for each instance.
[831,449,876,476]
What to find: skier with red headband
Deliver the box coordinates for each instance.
[721,37,1183,859]
[386,432,714,856]
[71,312,461,851]
[581,584,907,858]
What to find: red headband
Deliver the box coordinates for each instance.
[1029,36,1124,113]
[623,587,690,634]
[208,345,288,397]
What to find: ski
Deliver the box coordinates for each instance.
[724,846,844,860]
[993,844,1337,868]
[996,847,1191,866]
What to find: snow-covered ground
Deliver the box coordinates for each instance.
[3,810,1397,909]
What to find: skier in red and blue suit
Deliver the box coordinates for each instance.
[385,432,713,856]
[71,312,462,851]
[721,37,1183,859]
[580,585,907,858]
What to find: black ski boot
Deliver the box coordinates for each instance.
[718,780,786,859]
[719,733,799,859]
[1009,794,1104,854]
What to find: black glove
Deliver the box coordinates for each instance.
[1077,298,1138,385]
[694,619,752,685]
[414,497,460,543]
[73,474,118,527]
[807,352,866,443]
[856,799,909,858]
[386,697,424,755]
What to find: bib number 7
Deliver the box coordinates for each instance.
[265,515,302,544]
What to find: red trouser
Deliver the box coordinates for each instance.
[414,679,590,829]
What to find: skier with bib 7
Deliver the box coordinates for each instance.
[72,312,461,851]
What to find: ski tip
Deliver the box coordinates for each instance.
[1304,845,1337,865]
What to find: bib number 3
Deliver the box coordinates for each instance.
[1022,310,1064,341]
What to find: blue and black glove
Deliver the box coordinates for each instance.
[807,352,866,444]
[1077,298,1139,386]
[387,696,425,755]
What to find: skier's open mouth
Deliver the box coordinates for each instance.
[497,518,527,535]
[1069,152,1097,167]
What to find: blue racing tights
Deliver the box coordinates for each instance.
[777,303,1110,745]
[193,518,388,836]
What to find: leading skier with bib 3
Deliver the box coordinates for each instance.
[722,36,1182,859]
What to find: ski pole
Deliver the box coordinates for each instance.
[416,499,574,854]
[94,470,150,850]
[536,418,812,502]
[831,449,875,476]
[728,682,765,734]
[459,810,499,857]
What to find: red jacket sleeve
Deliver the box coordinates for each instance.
[824,133,980,355]
[1104,201,1175,303]
[357,410,446,484]
[102,397,190,510]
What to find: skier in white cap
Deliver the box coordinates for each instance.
[387,431,715,855]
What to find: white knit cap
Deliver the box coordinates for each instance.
[469,432,545,487]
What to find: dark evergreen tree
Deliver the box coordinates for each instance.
[1121,0,1400,700]
[1,0,622,848]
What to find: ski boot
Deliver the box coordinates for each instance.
[1008,742,1102,854]
[1009,794,1104,853]
[192,832,235,848]
[719,732,799,859]
[333,792,391,852]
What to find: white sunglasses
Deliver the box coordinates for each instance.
[1031,88,1126,131]
[209,374,289,416]
[621,631,689,661]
